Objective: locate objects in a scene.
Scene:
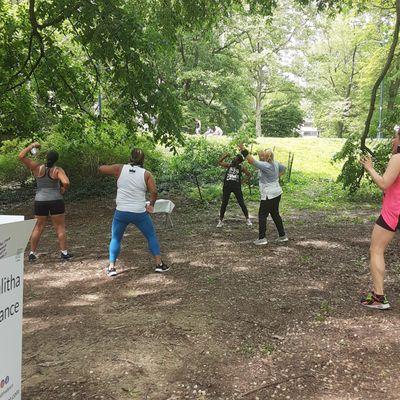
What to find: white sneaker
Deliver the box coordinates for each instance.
[217,220,224,228]
[106,267,117,277]
[276,235,289,243]
[246,219,253,226]
[253,238,268,245]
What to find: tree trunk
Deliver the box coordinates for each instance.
[255,92,262,137]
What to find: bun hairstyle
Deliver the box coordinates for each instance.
[130,148,145,167]
[46,150,59,168]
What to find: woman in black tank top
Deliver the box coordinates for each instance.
[18,143,73,262]
[217,153,252,228]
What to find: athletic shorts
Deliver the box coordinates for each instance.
[376,214,400,232]
[34,200,65,216]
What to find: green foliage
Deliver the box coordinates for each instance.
[261,102,304,137]
[334,135,391,192]
[168,137,229,187]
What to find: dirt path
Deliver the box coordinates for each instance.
[7,197,400,399]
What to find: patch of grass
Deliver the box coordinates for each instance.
[205,275,218,284]
[315,300,333,322]
[259,343,275,355]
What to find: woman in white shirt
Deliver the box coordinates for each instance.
[239,144,288,245]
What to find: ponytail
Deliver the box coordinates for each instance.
[46,150,59,168]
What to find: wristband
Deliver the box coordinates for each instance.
[241,149,249,158]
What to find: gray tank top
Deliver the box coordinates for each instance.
[35,166,63,201]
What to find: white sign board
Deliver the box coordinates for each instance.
[0,217,35,400]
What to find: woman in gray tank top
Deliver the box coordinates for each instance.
[18,142,73,262]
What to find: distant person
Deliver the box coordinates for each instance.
[18,142,73,261]
[98,148,169,277]
[239,144,288,245]
[195,119,201,135]
[359,127,400,309]
[217,153,252,227]
[204,126,213,138]
[214,126,223,136]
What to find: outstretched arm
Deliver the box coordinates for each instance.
[98,164,123,178]
[218,153,230,168]
[361,154,400,191]
[18,142,41,171]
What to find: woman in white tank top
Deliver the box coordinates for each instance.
[99,148,169,277]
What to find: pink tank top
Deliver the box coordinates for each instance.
[381,174,400,230]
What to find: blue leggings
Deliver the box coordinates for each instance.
[109,210,161,262]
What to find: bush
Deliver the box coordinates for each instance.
[0,125,165,199]
[261,103,304,137]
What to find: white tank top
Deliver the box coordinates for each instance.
[116,164,147,213]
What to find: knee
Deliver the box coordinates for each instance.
[35,222,45,232]
[57,230,66,239]
[370,243,384,257]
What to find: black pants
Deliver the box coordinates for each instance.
[258,195,285,239]
[220,184,249,220]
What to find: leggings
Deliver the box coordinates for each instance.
[220,184,249,220]
[258,195,286,239]
[109,210,160,262]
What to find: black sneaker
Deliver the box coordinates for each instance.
[60,252,73,261]
[106,267,117,277]
[155,262,170,273]
[28,253,37,262]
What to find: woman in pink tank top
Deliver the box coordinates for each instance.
[360,127,400,310]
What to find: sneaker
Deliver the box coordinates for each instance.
[361,291,390,310]
[155,262,170,273]
[276,235,289,243]
[28,253,37,262]
[246,219,253,226]
[106,267,117,277]
[60,252,73,261]
[254,238,268,245]
[217,220,224,228]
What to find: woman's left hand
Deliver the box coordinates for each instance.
[360,155,373,171]
[146,204,154,213]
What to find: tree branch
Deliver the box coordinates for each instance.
[361,0,400,154]
[0,0,45,95]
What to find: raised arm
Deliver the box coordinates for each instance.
[98,164,123,178]
[361,154,400,191]
[18,142,41,172]
[218,153,231,168]
[145,171,157,213]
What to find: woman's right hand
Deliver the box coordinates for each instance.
[31,142,41,149]
[360,155,373,171]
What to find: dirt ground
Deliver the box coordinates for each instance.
[5,196,400,400]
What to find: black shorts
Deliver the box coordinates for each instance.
[376,215,400,232]
[34,200,65,216]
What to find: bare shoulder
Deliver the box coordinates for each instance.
[389,153,400,167]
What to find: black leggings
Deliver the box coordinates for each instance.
[258,195,285,239]
[220,184,249,220]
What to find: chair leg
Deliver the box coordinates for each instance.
[168,214,174,228]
